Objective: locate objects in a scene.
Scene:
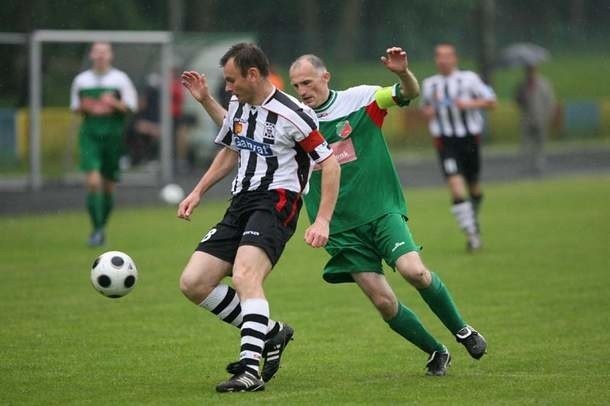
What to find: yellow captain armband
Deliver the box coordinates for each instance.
[374,83,411,109]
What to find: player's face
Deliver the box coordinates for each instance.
[289,62,330,109]
[223,58,257,104]
[435,45,458,75]
[89,43,113,71]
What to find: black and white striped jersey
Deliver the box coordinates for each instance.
[421,70,496,138]
[215,88,332,195]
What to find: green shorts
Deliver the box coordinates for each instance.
[323,213,421,284]
[79,128,123,181]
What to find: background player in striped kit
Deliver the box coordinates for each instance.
[178,43,340,393]
[288,47,487,376]
[70,42,137,247]
[420,43,496,251]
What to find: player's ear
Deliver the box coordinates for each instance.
[247,67,259,81]
[322,71,331,83]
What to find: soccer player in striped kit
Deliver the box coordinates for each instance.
[178,43,340,392]
[420,43,497,251]
[289,48,487,377]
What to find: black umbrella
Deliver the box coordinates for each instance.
[498,42,550,67]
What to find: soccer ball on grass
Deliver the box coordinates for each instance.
[90,251,138,298]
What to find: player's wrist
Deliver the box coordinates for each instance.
[315,216,331,225]
[199,94,214,105]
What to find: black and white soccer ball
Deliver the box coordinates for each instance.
[90,251,138,298]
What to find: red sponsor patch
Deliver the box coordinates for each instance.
[313,138,357,171]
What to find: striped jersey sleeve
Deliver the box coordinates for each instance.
[265,91,332,164]
[214,98,242,151]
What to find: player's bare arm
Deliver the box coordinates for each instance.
[100,92,131,113]
[177,147,238,221]
[181,70,227,127]
[79,97,114,116]
[454,98,497,110]
[381,47,420,99]
[420,104,436,120]
[304,154,340,248]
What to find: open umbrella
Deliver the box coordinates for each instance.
[498,42,550,67]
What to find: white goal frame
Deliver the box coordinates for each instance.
[29,30,174,189]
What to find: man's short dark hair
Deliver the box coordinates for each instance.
[220,43,270,77]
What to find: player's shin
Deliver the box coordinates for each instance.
[86,192,104,230]
[418,272,466,334]
[199,284,279,336]
[387,303,445,354]
[239,298,269,376]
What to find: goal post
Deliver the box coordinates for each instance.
[29,30,174,189]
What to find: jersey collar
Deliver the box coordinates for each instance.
[314,90,337,113]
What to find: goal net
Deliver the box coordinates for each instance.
[1,30,255,190]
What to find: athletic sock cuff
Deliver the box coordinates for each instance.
[418,272,441,293]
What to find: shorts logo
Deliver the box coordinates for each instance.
[233,118,246,135]
[201,228,217,242]
[243,230,260,236]
[443,158,458,174]
[335,120,352,138]
[391,241,405,252]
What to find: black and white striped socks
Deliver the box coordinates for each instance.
[199,284,280,376]
[239,298,270,375]
[199,284,279,335]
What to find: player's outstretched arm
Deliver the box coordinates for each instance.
[181,70,226,127]
[177,147,238,221]
[381,46,420,99]
[304,154,340,248]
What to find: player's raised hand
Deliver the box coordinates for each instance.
[177,192,201,221]
[181,71,210,103]
[381,47,409,74]
[304,218,329,248]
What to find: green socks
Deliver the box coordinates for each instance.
[87,192,104,230]
[87,192,114,230]
[418,272,466,335]
[387,303,445,354]
[102,192,114,226]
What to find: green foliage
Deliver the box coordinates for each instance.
[1,175,609,404]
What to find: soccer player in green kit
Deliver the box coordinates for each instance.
[70,42,137,246]
[288,47,487,376]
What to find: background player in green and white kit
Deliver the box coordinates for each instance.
[289,47,487,376]
[70,42,137,246]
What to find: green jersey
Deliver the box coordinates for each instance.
[305,84,411,234]
[70,68,137,135]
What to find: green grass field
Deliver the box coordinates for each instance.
[1,175,609,405]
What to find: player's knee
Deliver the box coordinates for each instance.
[232,263,264,296]
[370,292,397,319]
[231,265,253,290]
[397,255,430,288]
[178,271,196,300]
[179,269,212,304]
